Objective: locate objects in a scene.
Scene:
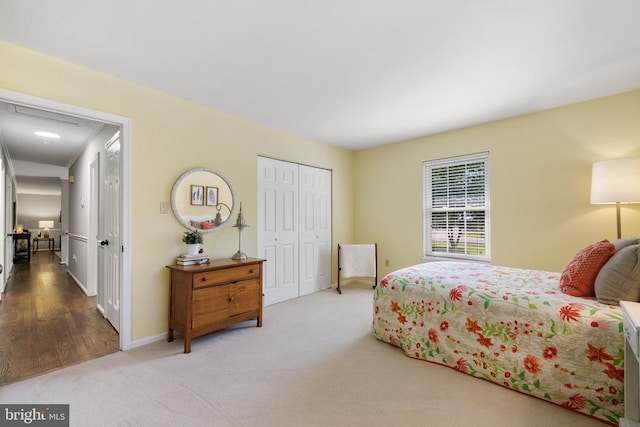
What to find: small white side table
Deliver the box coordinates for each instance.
[620,301,640,427]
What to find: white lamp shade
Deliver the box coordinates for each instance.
[38,220,54,229]
[590,158,640,204]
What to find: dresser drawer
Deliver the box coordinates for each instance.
[622,301,640,360]
[193,264,260,288]
[624,315,640,359]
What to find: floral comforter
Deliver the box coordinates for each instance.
[371,262,624,425]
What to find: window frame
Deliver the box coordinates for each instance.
[423,152,491,262]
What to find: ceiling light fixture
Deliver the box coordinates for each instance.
[33,130,60,139]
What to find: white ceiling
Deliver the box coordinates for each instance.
[1,1,640,151]
[0,101,106,194]
[0,102,105,167]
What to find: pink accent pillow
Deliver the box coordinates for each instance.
[560,240,616,297]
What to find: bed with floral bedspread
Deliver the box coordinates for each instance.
[371,261,624,425]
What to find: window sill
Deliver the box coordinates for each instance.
[422,255,490,264]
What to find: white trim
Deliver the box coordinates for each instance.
[87,153,99,297]
[120,120,132,350]
[130,332,166,349]
[68,232,88,242]
[0,88,133,351]
[334,278,375,288]
[66,270,88,295]
[423,151,491,261]
[421,255,489,264]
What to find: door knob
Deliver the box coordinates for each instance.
[100,240,109,246]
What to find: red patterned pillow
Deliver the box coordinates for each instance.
[560,240,616,297]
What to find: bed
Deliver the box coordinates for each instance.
[371,261,625,425]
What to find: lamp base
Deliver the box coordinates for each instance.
[231,250,247,261]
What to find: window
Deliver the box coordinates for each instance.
[424,152,490,261]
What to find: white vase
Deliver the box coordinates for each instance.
[185,244,200,255]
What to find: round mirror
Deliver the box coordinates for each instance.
[171,167,235,233]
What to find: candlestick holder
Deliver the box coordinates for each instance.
[231,202,249,260]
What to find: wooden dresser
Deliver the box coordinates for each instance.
[166,257,265,353]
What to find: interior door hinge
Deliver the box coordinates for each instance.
[122,245,124,253]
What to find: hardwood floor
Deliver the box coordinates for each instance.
[0,250,119,386]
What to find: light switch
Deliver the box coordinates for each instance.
[160,201,169,213]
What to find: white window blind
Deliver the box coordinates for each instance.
[424,152,490,261]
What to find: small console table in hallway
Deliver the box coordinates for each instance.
[13,232,31,263]
[33,237,54,252]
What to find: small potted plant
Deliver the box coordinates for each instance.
[182,230,203,255]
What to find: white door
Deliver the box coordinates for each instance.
[3,172,13,292]
[87,154,99,297]
[0,158,5,294]
[103,132,121,331]
[59,179,69,265]
[299,165,332,296]
[258,157,299,306]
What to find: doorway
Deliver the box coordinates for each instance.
[0,251,119,385]
[0,89,132,353]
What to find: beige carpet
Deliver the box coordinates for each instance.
[0,283,607,426]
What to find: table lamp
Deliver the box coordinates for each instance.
[39,220,54,238]
[231,202,249,260]
[590,158,640,239]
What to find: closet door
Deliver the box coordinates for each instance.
[299,165,332,296]
[258,157,299,306]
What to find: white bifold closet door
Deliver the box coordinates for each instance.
[258,157,332,306]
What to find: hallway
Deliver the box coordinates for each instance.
[0,251,119,386]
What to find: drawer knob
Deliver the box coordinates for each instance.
[201,277,208,282]
[249,269,254,274]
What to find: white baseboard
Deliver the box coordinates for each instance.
[130,332,166,349]
[66,271,88,295]
[335,278,376,288]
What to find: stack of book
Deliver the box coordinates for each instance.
[176,253,210,266]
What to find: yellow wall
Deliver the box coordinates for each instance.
[354,90,640,275]
[3,39,639,342]
[0,41,355,341]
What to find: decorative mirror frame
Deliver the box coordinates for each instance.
[170,167,235,233]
